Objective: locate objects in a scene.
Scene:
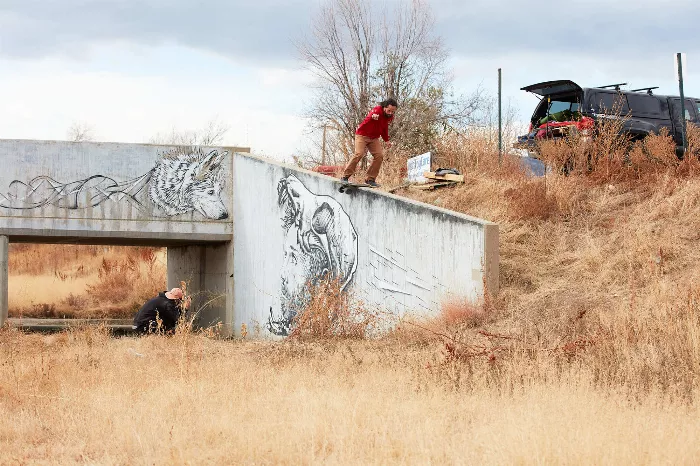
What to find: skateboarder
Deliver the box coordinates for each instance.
[341,98,398,187]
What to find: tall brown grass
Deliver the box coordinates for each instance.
[3,324,700,464]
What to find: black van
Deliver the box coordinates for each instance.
[517,80,699,156]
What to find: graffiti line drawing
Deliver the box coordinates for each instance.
[267,174,358,336]
[365,244,450,316]
[0,149,228,220]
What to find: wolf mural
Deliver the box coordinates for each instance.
[267,174,359,336]
[0,149,228,219]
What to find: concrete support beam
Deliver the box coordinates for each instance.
[0,236,7,327]
[167,241,233,336]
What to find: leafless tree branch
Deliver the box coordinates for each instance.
[298,0,485,166]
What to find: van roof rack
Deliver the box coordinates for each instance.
[631,86,659,95]
[597,83,628,91]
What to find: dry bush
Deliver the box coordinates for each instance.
[62,293,89,310]
[378,130,526,191]
[534,116,687,184]
[30,303,58,318]
[290,277,377,339]
[504,179,559,221]
[86,247,166,316]
[439,299,488,328]
[686,122,700,156]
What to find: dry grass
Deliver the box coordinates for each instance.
[375,129,700,401]
[2,326,700,464]
[8,246,166,319]
[6,129,700,462]
[289,277,379,340]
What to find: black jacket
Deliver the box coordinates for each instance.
[133,292,181,332]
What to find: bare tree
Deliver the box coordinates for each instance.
[67,121,96,142]
[149,118,230,147]
[298,0,484,166]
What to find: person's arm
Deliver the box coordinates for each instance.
[159,301,180,329]
[381,117,391,143]
[357,107,380,131]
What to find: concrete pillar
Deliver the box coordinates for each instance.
[167,241,234,336]
[0,236,7,327]
[201,241,234,336]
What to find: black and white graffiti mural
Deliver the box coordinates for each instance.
[267,174,358,336]
[0,149,228,219]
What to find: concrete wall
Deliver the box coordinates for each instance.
[0,139,243,242]
[232,153,499,337]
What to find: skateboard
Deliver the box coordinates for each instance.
[338,181,373,194]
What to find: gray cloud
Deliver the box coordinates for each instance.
[2,0,693,66]
[0,0,311,63]
[433,0,698,58]
[1,0,695,99]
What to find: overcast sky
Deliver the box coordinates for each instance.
[0,0,696,161]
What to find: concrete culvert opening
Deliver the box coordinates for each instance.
[4,240,231,335]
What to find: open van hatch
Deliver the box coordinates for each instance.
[521,80,583,97]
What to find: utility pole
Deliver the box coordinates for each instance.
[322,125,328,165]
[677,53,688,155]
[498,68,503,165]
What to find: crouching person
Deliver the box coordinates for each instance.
[132,287,191,334]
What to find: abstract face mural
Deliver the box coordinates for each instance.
[0,149,228,220]
[267,174,358,336]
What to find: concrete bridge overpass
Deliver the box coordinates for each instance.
[0,139,499,337]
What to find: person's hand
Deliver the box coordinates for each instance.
[372,113,379,120]
[182,296,192,310]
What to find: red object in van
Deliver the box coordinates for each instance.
[535,116,594,139]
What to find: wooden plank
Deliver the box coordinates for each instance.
[387,182,411,193]
[423,171,464,182]
[410,181,458,191]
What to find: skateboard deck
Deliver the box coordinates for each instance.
[339,181,373,194]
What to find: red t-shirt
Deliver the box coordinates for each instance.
[356,105,394,142]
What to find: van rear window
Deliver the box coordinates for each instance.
[591,92,629,115]
[626,94,663,117]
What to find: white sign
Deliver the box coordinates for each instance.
[407,152,431,182]
[675,53,687,81]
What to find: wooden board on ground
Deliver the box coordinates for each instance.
[410,181,459,191]
[423,172,464,182]
[388,182,411,193]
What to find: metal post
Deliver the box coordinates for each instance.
[498,68,503,164]
[321,125,328,165]
[677,53,688,154]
